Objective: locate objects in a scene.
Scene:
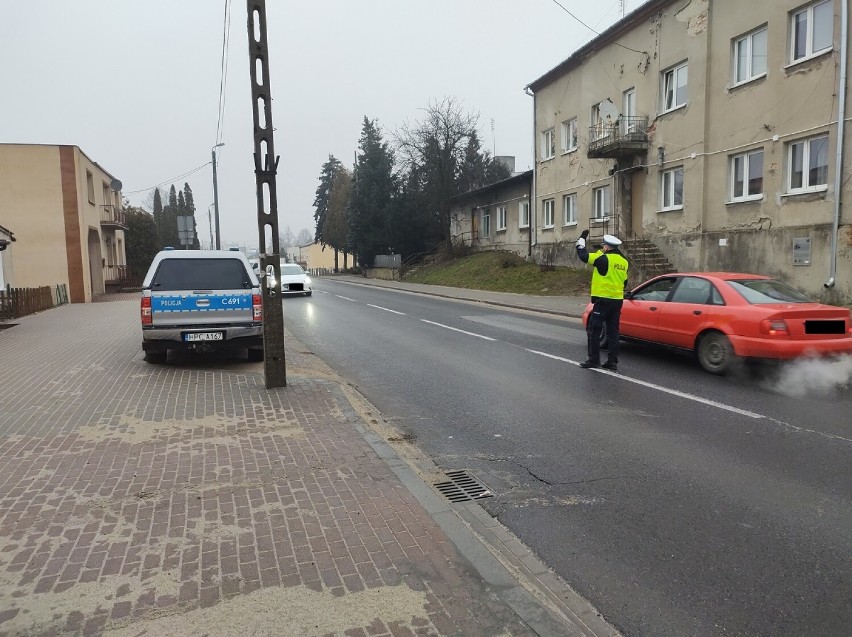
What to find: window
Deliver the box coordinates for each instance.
[562,194,576,225]
[593,186,611,219]
[733,27,768,84]
[661,167,684,210]
[542,199,555,228]
[541,128,555,160]
[482,209,491,237]
[788,135,829,192]
[519,201,530,228]
[86,170,95,204]
[671,277,713,304]
[622,88,637,134]
[730,149,764,200]
[497,205,507,231]
[791,0,833,63]
[662,62,688,112]
[561,118,578,152]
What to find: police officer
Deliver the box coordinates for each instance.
[575,231,629,371]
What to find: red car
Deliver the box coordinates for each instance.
[582,272,852,374]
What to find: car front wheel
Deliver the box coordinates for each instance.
[697,331,734,374]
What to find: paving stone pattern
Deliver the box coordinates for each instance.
[0,300,535,636]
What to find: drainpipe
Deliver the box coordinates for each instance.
[826,0,848,288]
[525,86,536,256]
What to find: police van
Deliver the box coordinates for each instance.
[140,249,264,363]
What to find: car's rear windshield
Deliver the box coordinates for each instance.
[150,258,253,291]
[727,279,811,304]
[280,264,304,275]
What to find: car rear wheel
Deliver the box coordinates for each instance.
[697,331,734,374]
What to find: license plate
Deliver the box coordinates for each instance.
[184,332,224,342]
[805,320,845,335]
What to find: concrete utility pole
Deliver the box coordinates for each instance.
[247,0,286,388]
[212,143,224,249]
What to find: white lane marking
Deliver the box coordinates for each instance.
[367,304,406,315]
[335,295,357,302]
[526,349,765,420]
[421,319,496,341]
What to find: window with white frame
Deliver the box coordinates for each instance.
[561,118,578,152]
[733,27,768,84]
[542,199,555,228]
[788,135,829,192]
[730,149,764,201]
[541,128,555,160]
[661,62,688,112]
[661,167,684,210]
[497,205,507,231]
[562,194,577,225]
[482,209,491,237]
[519,200,530,228]
[593,186,611,219]
[791,0,833,63]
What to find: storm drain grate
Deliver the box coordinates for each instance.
[434,470,493,503]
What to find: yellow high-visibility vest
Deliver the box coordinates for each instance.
[589,251,629,299]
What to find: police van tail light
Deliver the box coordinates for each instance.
[141,297,152,325]
[252,294,263,321]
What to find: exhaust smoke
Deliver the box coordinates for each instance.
[763,355,852,397]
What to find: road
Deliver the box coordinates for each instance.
[282,277,852,637]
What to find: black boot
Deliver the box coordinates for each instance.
[580,359,600,369]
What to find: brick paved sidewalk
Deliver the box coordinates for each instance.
[0,299,610,636]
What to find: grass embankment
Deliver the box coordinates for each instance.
[402,251,590,296]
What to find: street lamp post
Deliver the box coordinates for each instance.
[211,143,225,249]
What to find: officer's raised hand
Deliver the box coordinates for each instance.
[575,229,589,248]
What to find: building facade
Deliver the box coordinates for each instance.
[527,0,851,303]
[0,144,127,302]
[449,170,533,258]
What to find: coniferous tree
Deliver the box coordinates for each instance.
[162,185,179,248]
[313,155,343,246]
[152,188,165,248]
[183,183,200,249]
[349,117,398,267]
[325,166,352,272]
[125,205,159,280]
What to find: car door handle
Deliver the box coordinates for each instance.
[649,306,657,311]
[693,310,702,315]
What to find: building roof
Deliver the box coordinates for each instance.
[450,170,533,202]
[526,0,672,93]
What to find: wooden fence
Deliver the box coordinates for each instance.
[0,284,68,320]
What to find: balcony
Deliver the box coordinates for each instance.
[587,116,649,159]
[101,205,127,229]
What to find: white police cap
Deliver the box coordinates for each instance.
[602,234,622,246]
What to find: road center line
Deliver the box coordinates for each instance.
[335,295,357,302]
[367,304,406,315]
[526,349,765,419]
[421,319,496,341]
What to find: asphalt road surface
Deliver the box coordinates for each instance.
[282,278,851,637]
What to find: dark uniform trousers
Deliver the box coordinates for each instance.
[587,297,623,365]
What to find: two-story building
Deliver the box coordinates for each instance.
[0,144,127,302]
[526,0,851,302]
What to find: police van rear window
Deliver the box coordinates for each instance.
[150,259,253,291]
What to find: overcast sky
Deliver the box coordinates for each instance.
[2,0,642,249]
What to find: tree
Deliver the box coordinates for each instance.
[325,166,352,271]
[279,226,296,253]
[349,117,398,267]
[457,130,487,192]
[152,188,165,248]
[183,183,200,249]
[313,155,344,246]
[124,205,159,281]
[296,228,313,246]
[396,97,479,245]
[160,185,180,248]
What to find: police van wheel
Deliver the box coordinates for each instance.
[144,350,167,364]
[248,348,264,362]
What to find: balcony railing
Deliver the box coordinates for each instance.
[587,116,649,159]
[101,205,127,228]
[103,264,131,284]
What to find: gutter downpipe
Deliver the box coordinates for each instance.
[826,0,848,288]
[525,86,536,258]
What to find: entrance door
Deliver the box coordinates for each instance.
[623,88,636,135]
